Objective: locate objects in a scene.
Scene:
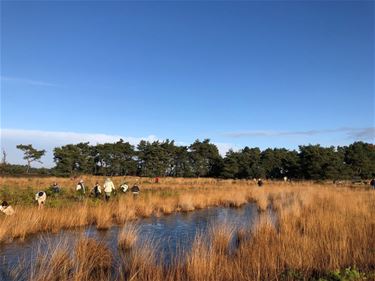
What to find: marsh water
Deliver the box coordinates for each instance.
[0,203,274,280]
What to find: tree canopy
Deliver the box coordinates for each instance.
[42,139,375,180]
[6,141,375,180]
[16,144,46,173]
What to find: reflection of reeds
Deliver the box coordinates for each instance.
[118,224,139,251]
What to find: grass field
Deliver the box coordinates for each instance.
[1,176,375,280]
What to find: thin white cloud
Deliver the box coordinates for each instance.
[0,128,159,167]
[1,128,158,146]
[350,127,375,139]
[1,76,60,87]
[223,127,375,141]
[0,128,235,167]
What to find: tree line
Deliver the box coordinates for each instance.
[3,139,374,180]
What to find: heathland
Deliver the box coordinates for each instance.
[0,177,374,281]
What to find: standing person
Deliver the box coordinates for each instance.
[92,181,102,198]
[257,179,264,187]
[76,180,85,200]
[35,191,47,209]
[103,178,115,201]
[50,182,61,193]
[0,201,15,216]
[370,178,375,190]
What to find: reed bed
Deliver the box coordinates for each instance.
[0,177,272,242]
[0,177,372,243]
[0,188,255,242]
[1,177,375,280]
[4,181,374,280]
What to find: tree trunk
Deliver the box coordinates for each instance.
[26,160,31,173]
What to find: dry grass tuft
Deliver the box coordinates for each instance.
[210,223,236,254]
[119,240,163,281]
[75,238,113,281]
[178,194,195,212]
[253,190,269,211]
[118,223,139,251]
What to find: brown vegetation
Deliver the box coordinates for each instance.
[0,176,269,242]
[1,177,375,280]
[118,223,139,251]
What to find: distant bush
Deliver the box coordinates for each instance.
[0,163,52,176]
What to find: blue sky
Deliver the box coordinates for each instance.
[1,0,374,167]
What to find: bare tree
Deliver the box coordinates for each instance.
[1,149,6,165]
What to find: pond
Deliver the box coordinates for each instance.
[0,203,275,281]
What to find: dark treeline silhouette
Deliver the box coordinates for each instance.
[2,140,375,180]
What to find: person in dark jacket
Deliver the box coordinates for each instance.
[131,185,140,196]
[50,182,61,193]
[370,178,375,190]
[92,181,102,198]
[257,179,264,187]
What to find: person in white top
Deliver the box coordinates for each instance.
[76,179,85,200]
[35,191,47,209]
[0,201,15,216]
[103,178,115,201]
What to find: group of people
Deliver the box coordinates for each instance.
[0,178,141,216]
[76,178,141,201]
